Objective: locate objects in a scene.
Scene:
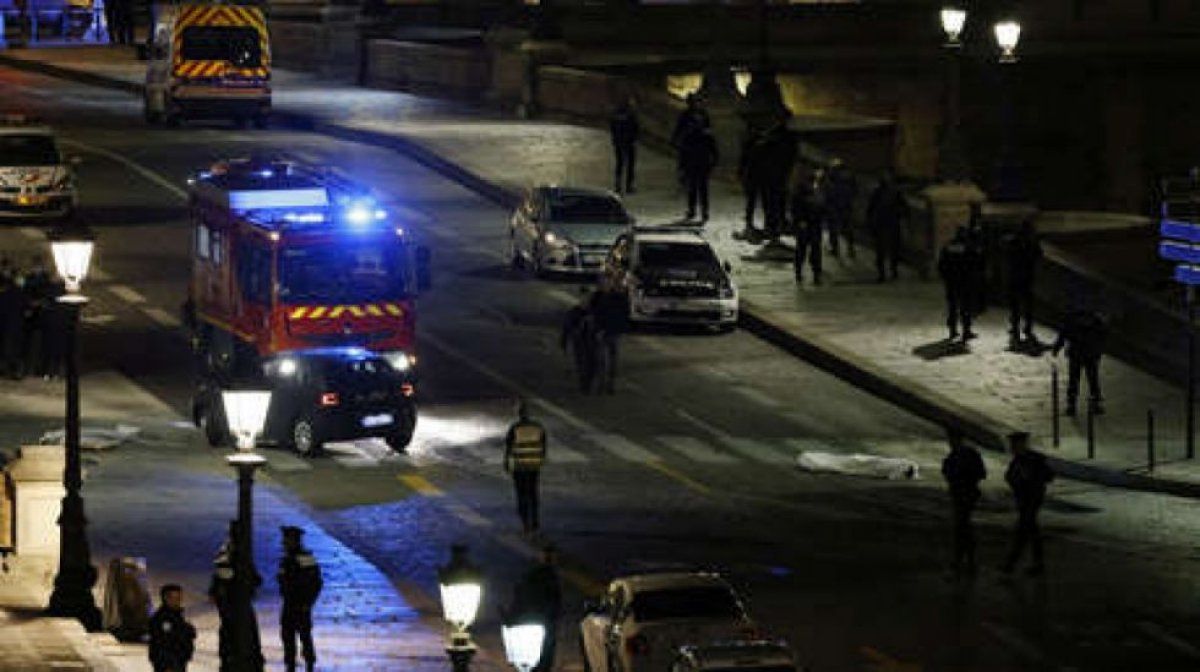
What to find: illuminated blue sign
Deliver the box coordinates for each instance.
[1160,216,1200,286]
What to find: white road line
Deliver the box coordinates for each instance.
[551,444,589,463]
[981,622,1055,669]
[60,138,188,201]
[719,437,795,465]
[463,444,505,465]
[108,284,147,304]
[658,435,738,464]
[18,227,44,240]
[1138,621,1200,660]
[674,408,729,439]
[584,433,660,463]
[731,385,783,408]
[142,306,181,328]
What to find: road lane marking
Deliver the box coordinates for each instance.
[719,437,795,465]
[585,433,660,463]
[108,284,146,304]
[731,384,783,408]
[658,435,738,464]
[643,460,713,496]
[398,473,444,497]
[142,306,181,328]
[60,138,188,201]
[551,444,589,463]
[674,408,729,439]
[1138,621,1200,660]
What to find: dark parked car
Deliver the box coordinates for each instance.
[193,347,417,456]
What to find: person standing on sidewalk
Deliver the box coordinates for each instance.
[680,125,718,222]
[760,119,798,243]
[1052,309,1108,416]
[510,545,563,672]
[866,172,907,282]
[1005,219,1043,342]
[825,160,857,258]
[504,400,548,535]
[609,97,639,194]
[790,169,824,285]
[737,126,768,242]
[278,526,323,672]
[148,584,196,672]
[938,227,976,342]
[941,430,986,576]
[1001,432,1054,576]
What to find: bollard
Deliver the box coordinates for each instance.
[1087,403,1096,459]
[1147,409,1156,472]
[1051,364,1060,448]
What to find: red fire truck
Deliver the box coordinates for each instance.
[185,157,430,378]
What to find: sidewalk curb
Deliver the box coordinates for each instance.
[8,50,1200,500]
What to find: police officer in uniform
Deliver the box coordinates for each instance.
[207,529,236,669]
[1001,432,1054,576]
[938,227,976,341]
[1006,220,1043,341]
[148,584,196,672]
[278,526,323,672]
[504,400,548,535]
[1052,309,1107,416]
[941,429,986,575]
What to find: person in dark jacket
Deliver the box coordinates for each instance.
[680,126,719,222]
[38,280,68,380]
[560,292,597,393]
[0,276,25,379]
[1006,219,1043,340]
[279,526,323,672]
[825,161,857,258]
[588,288,628,394]
[207,530,235,669]
[759,120,798,242]
[1001,432,1054,576]
[1052,309,1107,416]
[670,94,710,157]
[609,98,639,194]
[866,172,907,282]
[938,227,976,341]
[791,170,824,285]
[941,430,986,575]
[148,584,196,672]
[510,545,563,672]
[20,255,51,376]
[737,127,768,242]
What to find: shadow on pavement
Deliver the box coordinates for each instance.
[913,338,970,361]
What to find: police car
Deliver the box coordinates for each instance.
[670,641,801,672]
[193,347,417,456]
[0,117,79,220]
[601,226,738,330]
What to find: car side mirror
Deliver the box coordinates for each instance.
[415,245,432,292]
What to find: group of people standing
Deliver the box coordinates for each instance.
[0,255,68,381]
[103,0,137,46]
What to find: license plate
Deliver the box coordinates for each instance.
[361,413,394,428]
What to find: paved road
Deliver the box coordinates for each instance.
[4,65,1200,671]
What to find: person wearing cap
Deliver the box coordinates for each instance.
[1002,432,1054,576]
[278,526,323,672]
[148,584,196,672]
[504,400,548,535]
[510,545,562,672]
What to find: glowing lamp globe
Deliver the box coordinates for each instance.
[221,390,272,451]
[994,20,1021,63]
[501,623,545,671]
[940,7,967,46]
[51,238,94,295]
[437,545,483,637]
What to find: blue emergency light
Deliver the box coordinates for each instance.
[1160,216,1200,286]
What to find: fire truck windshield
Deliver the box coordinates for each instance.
[278,243,408,303]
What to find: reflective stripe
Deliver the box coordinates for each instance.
[385,303,404,317]
[289,307,308,320]
[365,304,384,317]
[511,424,546,468]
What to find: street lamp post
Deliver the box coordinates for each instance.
[501,621,546,672]
[45,227,102,631]
[221,390,271,672]
[992,18,1024,202]
[438,544,484,672]
[937,5,970,182]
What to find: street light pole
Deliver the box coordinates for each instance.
[45,228,101,631]
[937,6,969,182]
[992,18,1024,202]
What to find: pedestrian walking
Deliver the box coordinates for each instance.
[509,545,562,672]
[736,127,768,242]
[588,287,628,394]
[759,119,797,242]
[504,400,547,535]
[148,584,196,672]
[938,227,976,342]
[866,172,907,282]
[1001,432,1054,576]
[560,292,597,393]
[1005,219,1042,341]
[790,170,824,285]
[825,160,857,258]
[0,276,25,379]
[1052,309,1107,416]
[941,429,986,575]
[679,126,718,222]
[609,97,639,194]
[278,526,323,672]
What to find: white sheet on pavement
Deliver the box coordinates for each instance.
[40,424,142,451]
[796,451,920,480]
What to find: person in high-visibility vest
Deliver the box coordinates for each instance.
[504,400,547,535]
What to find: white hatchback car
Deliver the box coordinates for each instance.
[580,573,756,672]
[509,185,633,276]
[670,641,801,672]
[0,117,78,220]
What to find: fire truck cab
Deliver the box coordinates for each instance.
[186,157,430,380]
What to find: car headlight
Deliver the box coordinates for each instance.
[543,231,572,248]
[386,351,413,372]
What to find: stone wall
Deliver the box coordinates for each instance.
[270,17,361,79]
[364,39,491,99]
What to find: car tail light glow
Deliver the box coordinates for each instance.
[319,392,340,407]
[625,634,650,657]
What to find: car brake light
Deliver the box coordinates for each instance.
[625,634,650,657]
[319,392,339,407]
[400,383,415,397]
